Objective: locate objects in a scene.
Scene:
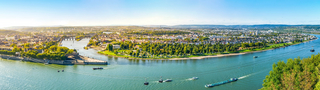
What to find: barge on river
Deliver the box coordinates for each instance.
[93,67,103,70]
[205,78,238,88]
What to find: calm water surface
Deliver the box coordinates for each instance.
[1,35,319,90]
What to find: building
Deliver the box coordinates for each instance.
[113,45,120,49]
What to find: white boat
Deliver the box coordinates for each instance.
[164,79,172,82]
[191,77,199,80]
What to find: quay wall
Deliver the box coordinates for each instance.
[0,54,107,65]
[0,54,67,65]
[0,55,23,60]
[85,62,108,65]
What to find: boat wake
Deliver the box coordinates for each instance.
[238,74,251,79]
[184,78,193,81]
[152,81,159,83]
[238,68,269,80]
[186,78,193,81]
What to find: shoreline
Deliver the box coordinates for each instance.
[0,54,108,65]
[93,38,317,60]
[166,38,317,60]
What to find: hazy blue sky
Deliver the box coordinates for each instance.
[0,0,319,27]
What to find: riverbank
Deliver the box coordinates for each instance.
[0,54,108,65]
[169,38,317,60]
[95,38,316,60]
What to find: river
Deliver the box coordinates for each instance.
[0,35,319,90]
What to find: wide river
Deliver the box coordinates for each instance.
[1,35,319,90]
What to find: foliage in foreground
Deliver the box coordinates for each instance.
[261,54,320,90]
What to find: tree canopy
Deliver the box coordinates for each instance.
[261,54,320,90]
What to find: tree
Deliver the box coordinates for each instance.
[23,43,30,48]
[149,47,153,54]
[106,44,113,51]
[183,46,187,54]
[255,42,259,47]
[261,54,320,90]
[201,37,209,41]
[57,47,69,53]
[137,49,140,56]
[12,46,21,52]
[249,43,254,47]
[36,53,46,59]
[226,46,230,52]
[49,46,58,52]
[66,49,74,54]
[129,43,133,49]
[169,49,173,55]
[193,47,198,55]
[241,43,247,49]
[10,43,17,47]
[120,43,124,49]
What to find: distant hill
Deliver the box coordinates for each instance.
[164,24,320,29]
[3,24,320,31]
[2,26,32,30]
[3,26,66,30]
[143,25,170,27]
[0,30,23,35]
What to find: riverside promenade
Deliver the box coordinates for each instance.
[0,54,108,65]
[79,55,108,65]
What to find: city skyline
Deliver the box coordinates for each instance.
[0,0,320,28]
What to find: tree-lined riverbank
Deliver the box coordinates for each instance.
[97,39,315,60]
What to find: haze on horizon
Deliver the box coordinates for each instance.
[0,0,319,28]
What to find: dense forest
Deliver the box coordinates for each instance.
[261,54,320,90]
[107,41,268,58]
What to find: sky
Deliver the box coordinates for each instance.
[0,0,319,28]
